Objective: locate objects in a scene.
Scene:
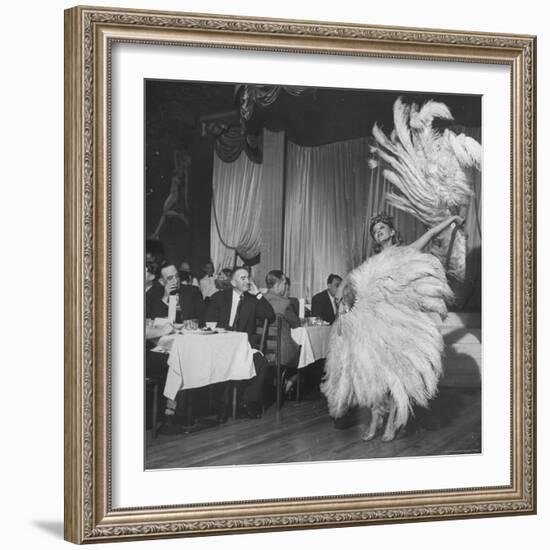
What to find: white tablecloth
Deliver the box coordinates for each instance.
[163,331,255,400]
[291,325,332,368]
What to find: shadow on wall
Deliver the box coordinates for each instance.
[32,520,64,540]
[440,325,482,389]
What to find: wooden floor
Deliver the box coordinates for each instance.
[145,386,481,470]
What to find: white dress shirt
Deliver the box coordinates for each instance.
[229,290,242,327]
[328,292,337,315]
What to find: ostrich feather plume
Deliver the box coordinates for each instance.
[370,98,481,280]
[321,246,453,429]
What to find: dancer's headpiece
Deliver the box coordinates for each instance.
[369,213,395,237]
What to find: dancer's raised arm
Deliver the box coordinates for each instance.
[408,215,464,252]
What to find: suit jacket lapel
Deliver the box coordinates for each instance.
[325,290,335,320]
[240,295,253,329]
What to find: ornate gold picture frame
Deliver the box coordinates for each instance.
[64,5,536,544]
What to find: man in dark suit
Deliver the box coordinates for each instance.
[148,264,205,323]
[145,260,164,320]
[205,267,275,421]
[311,274,343,324]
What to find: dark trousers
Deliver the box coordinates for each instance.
[145,351,169,426]
[243,352,270,402]
[217,352,270,408]
[146,350,169,383]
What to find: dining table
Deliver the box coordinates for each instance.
[159,329,256,401]
[290,324,333,369]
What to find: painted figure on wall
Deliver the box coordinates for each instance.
[151,148,191,239]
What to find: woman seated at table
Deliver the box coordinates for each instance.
[283,275,306,318]
[263,271,301,396]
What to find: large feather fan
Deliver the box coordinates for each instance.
[369,98,481,280]
[321,246,453,430]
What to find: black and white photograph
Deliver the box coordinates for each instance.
[57,1,538,545]
[144,80,482,470]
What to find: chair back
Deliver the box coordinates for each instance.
[257,316,282,367]
[257,316,284,417]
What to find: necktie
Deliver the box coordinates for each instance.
[232,294,244,330]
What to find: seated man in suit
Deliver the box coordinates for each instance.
[311,274,342,325]
[145,320,179,435]
[145,263,171,384]
[148,264,205,323]
[145,259,164,319]
[264,270,301,395]
[205,267,275,421]
[145,240,166,319]
[144,261,180,435]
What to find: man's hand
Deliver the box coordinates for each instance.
[248,280,260,296]
[163,279,179,298]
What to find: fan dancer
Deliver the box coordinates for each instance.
[322,213,461,442]
[321,97,480,442]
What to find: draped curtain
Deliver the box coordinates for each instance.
[283,131,481,308]
[211,128,481,309]
[283,138,426,299]
[210,152,264,271]
[284,138,367,299]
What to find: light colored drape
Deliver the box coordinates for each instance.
[283,138,375,299]
[211,129,481,309]
[255,130,286,286]
[210,151,264,271]
[283,135,479,300]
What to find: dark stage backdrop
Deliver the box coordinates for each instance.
[145,129,214,277]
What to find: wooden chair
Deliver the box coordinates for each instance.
[257,316,283,418]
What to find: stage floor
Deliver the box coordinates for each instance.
[145,386,481,470]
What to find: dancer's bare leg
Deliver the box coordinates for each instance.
[150,214,166,240]
[150,209,188,239]
[361,406,383,441]
[381,399,398,442]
